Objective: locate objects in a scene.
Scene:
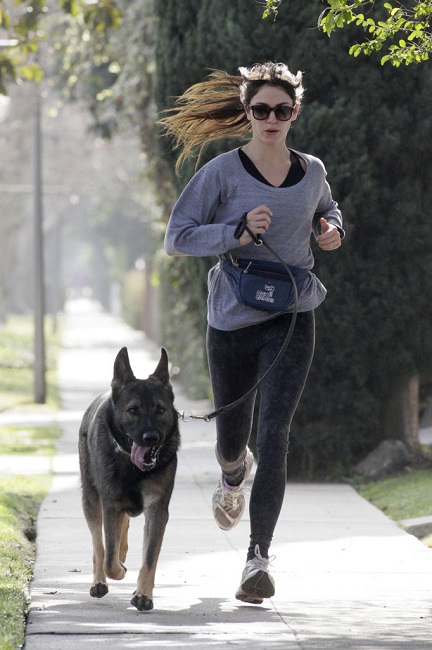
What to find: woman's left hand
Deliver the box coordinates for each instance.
[316,218,342,251]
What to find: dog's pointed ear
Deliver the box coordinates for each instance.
[150,348,170,385]
[112,347,135,395]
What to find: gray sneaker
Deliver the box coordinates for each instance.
[212,448,254,531]
[235,545,275,604]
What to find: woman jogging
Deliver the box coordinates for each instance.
[161,62,344,604]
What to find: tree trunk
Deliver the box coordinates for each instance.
[383,376,421,460]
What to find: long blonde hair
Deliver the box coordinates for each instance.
[159,62,304,172]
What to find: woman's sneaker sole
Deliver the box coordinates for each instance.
[235,588,264,605]
[235,569,275,602]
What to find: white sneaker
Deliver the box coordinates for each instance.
[212,448,254,531]
[235,545,275,604]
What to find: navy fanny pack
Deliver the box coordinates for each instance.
[220,257,309,313]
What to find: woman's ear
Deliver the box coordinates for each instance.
[244,103,251,121]
[291,103,301,122]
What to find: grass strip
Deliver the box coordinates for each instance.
[0,315,59,411]
[0,475,51,650]
[0,312,60,647]
[357,469,432,521]
[0,425,59,456]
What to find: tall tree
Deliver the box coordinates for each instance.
[264,0,432,66]
[0,0,167,321]
[0,0,122,93]
[156,0,432,477]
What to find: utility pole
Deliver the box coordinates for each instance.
[33,87,46,403]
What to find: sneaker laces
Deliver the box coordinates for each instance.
[216,481,242,513]
[250,544,276,570]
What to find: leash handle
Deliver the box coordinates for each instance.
[203,228,299,421]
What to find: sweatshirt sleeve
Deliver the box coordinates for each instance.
[312,166,345,239]
[164,158,239,257]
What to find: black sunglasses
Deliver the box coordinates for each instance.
[249,103,295,121]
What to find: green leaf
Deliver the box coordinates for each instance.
[349,44,362,57]
[18,65,34,80]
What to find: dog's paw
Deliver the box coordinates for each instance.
[131,593,154,611]
[90,582,109,598]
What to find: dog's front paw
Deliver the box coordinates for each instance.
[131,593,154,611]
[90,581,109,598]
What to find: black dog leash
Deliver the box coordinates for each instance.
[179,227,299,423]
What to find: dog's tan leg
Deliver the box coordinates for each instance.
[90,522,108,598]
[103,508,128,580]
[131,502,169,611]
[119,514,130,564]
[82,489,109,598]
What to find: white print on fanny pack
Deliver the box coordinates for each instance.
[255,284,276,304]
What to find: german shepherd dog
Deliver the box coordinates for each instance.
[78,347,180,611]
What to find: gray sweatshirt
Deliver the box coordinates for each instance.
[164,148,344,331]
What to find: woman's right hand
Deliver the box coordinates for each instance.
[239,205,272,246]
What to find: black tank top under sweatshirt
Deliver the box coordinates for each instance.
[238,148,305,188]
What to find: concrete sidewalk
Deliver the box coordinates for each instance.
[14,299,432,648]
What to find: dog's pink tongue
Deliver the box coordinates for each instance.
[131,442,150,471]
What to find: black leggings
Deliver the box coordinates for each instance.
[207,311,315,561]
